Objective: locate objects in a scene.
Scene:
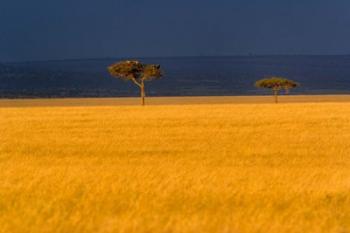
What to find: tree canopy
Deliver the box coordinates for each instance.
[108,60,161,85]
[255,77,299,90]
[255,77,299,103]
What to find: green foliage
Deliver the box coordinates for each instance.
[143,64,162,81]
[255,77,299,92]
[108,60,162,84]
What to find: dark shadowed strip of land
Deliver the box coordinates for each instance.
[2,95,350,108]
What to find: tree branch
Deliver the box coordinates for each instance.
[131,78,142,88]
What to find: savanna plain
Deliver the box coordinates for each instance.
[1,96,350,233]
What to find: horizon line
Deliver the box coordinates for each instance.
[3,53,350,64]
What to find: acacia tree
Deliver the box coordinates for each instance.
[255,77,299,103]
[108,60,162,105]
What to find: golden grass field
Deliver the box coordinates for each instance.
[1,96,350,233]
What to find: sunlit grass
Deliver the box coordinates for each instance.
[1,102,350,233]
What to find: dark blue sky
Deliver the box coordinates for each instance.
[1,0,350,61]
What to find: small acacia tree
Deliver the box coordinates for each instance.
[255,77,299,103]
[108,60,162,105]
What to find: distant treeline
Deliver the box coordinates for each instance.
[0,62,158,98]
[1,56,350,98]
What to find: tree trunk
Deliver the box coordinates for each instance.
[140,82,145,106]
[273,90,278,103]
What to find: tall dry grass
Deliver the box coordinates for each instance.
[1,102,350,233]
